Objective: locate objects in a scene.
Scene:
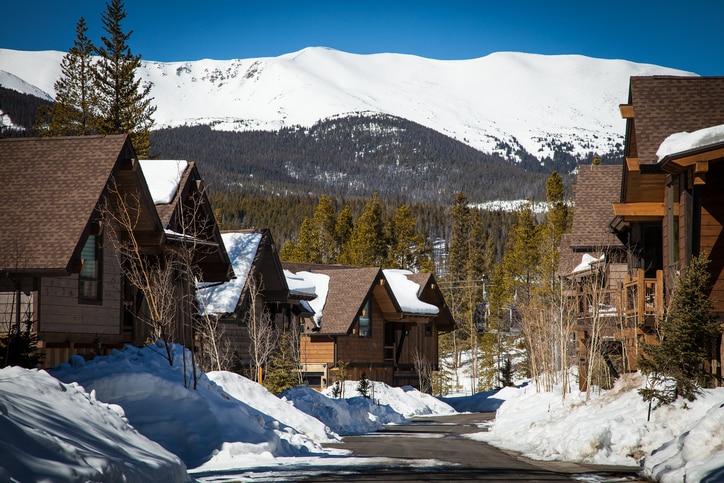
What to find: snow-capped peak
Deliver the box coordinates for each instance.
[0,47,695,160]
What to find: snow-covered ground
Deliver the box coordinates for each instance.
[1,343,722,482]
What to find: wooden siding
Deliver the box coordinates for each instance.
[624,171,667,204]
[0,278,36,330]
[336,298,386,365]
[38,233,123,337]
[301,336,334,363]
[700,162,724,313]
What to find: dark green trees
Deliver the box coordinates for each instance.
[94,0,156,157]
[639,254,720,405]
[36,0,156,157]
[36,17,97,136]
[282,194,433,270]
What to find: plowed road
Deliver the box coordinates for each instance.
[300,413,642,482]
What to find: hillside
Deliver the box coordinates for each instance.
[150,115,595,204]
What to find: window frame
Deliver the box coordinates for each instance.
[78,233,103,304]
[358,299,371,338]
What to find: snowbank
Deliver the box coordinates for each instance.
[0,366,188,482]
[280,385,406,435]
[464,373,724,481]
[323,380,457,418]
[50,342,331,469]
[207,370,340,443]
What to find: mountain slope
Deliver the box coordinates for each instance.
[150,115,557,203]
[0,47,695,162]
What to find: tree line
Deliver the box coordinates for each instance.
[150,119,582,206]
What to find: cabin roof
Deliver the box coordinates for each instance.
[559,164,623,277]
[0,134,161,274]
[627,76,724,165]
[567,164,623,250]
[283,263,388,335]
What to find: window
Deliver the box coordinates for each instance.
[358,300,371,338]
[79,234,102,303]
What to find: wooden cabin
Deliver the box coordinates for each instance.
[0,136,231,367]
[558,164,631,389]
[197,229,294,375]
[611,76,724,383]
[283,263,455,391]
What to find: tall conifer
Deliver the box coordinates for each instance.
[639,254,720,404]
[340,193,387,266]
[94,0,156,157]
[387,204,431,271]
[313,195,338,264]
[448,191,472,281]
[36,17,97,136]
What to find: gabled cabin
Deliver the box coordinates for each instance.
[283,263,455,391]
[0,136,231,367]
[197,229,292,372]
[135,159,232,346]
[611,76,724,382]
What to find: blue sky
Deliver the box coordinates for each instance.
[3,1,721,75]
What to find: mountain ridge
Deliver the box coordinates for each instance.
[0,47,696,164]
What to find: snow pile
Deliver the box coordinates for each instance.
[0,366,188,482]
[206,371,339,444]
[573,253,605,273]
[328,381,456,418]
[657,123,724,161]
[49,342,331,470]
[383,269,439,315]
[443,389,507,413]
[291,270,330,326]
[138,159,188,204]
[280,385,406,435]
[465,373,724,481]
[197,231,262,315]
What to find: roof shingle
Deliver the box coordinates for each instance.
[0,135,134,273]
[628,76,724,165]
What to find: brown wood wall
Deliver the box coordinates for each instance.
[700,162,724,313]
[38,233,124,337]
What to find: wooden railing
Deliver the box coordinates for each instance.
[623,269,664,331]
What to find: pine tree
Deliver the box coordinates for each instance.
[35,17,98,136]
[289,217,321,263]
[387,204,431,271]
[335,204,354,244]
[447,191,472,281]
[339,193,387,266]
[313,195,339,263]
[639,254,720,405]
[356,372,371,398]
[94,0,156,157]
[501,202,541,305]
[263,332,301,396]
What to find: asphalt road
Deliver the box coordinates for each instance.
[299,413,643,482]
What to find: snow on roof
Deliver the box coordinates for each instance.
[284,269,317,298]
[138,159,188,204]
[383,269,439,315]
[298,271,329,327]
[657,123,724,161]
[573,253,605,273]
[197,232,262,315]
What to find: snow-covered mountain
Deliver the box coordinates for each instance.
[0,47,694,161]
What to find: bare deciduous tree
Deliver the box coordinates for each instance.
[411,347,432,394]
[246,277,278,383]
[102,182,178,365]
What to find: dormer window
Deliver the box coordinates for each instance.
[79,234,102,303]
